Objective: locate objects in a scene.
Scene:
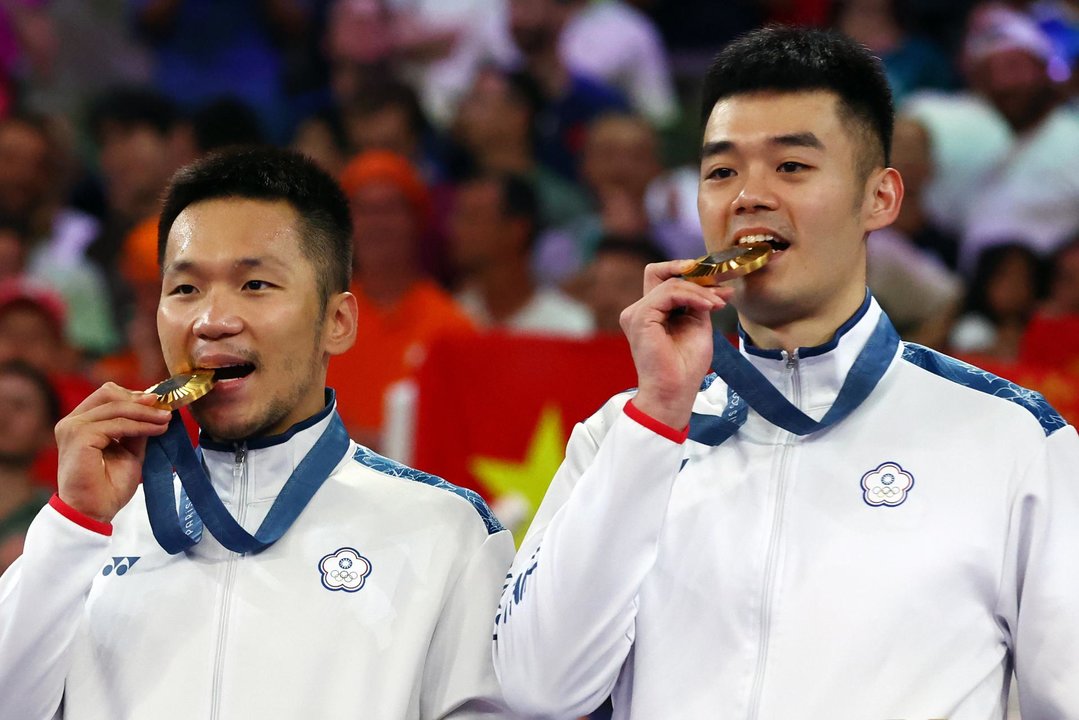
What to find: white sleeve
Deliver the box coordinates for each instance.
[0,501,111,719]
[1004,424,1079,717]
[492,399,685,718]
[424,526,517,719]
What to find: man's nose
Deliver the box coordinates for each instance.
[732,172,778,215]
[192,294,243,339]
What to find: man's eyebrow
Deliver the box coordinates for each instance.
[162,256,286,275]
[162,258,194,276]
[700,140,734,159]
[771,132,824,150]
[234,257,282,270]
[700,133,825,159]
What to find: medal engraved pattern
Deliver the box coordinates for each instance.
[146,370,216,410]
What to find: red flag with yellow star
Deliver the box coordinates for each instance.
[412,332,638,542]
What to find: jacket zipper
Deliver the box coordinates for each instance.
[747,352,801,720]
[210,443,248,720]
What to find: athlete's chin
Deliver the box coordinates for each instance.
[190,407,281,444]
[731,283,794,324]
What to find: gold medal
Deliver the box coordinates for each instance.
[145,369,216,410]
[681,242,772,286]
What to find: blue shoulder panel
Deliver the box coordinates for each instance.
[901,343,1067,437]
[352,447,506,535]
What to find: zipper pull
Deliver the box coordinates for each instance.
[785,350,799,370]
[234,443,246,466]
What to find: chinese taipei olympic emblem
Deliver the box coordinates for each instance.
[860,461,915,507]
[319,547,372,592]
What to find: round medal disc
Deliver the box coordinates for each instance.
[681,242,772,286]
[146,369,216,410]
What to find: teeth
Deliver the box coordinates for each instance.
[738,234,775,245]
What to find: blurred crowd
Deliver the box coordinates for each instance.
[1,0,1078,573]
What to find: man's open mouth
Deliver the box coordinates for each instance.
[738,233,791,252]
[211,364,256,381]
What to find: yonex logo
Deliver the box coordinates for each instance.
[101,556,140,576]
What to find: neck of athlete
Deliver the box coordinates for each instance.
[739,283,868,356]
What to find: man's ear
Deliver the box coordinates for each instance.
[864,166,904,232]
[323,291,358,357]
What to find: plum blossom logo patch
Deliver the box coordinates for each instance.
[319,547,372,593]
[861,461,915,507]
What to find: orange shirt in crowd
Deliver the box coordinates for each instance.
[327,279,475,444]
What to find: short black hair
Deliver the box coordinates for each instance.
[88,86,183,142]
[0,359,62,424]
[700,26,894,170]
[158,147,353,309]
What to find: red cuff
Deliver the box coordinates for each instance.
[624,399,689,444]
[49,494,113,537]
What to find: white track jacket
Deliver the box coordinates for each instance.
[493,297,1079,720]
[0,400,516,719]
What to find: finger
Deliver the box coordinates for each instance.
[68,382,156,415]
[643,259,699,294]
[57,402,172,451]
[643,278,732,315]
[80,417,172,451]
[66,398,172,426]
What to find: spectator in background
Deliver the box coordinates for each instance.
[831,0,956,105]
[0,114,117,355]
[867,116,963,347]
[291,105,350,176]
[131,0,310,144]
[0,0,56,116]
[959,2,1079,272]
[336,79,456,282]
[0,360,58,573]
[327,150,473,450]
[534,112,701,287]
[949,242,1046,360]
[0,279,95,427]
[1042,236,1079,316]
[559,0,679,129]
[450,64,589,230]
[86,86,194,334]
[340,78,445,181]
[89,217,167,390]
[356,0,518,127]
[1018,235,1079,375]
[505,0,627,179]
[449,171,593,336]
[584,236,664,335]
[19,0,152,120]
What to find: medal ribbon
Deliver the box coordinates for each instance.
[690,309,899,443]
[142,412,350,554]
